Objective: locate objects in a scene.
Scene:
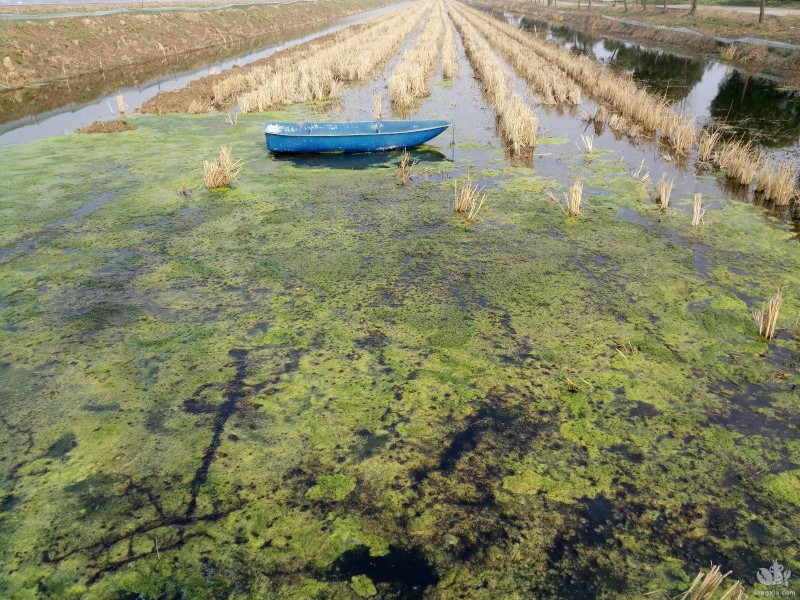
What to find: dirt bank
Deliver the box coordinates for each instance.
[0,0,395,90]
[470,0,800,87]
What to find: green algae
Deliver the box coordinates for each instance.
[350,574,377,597]
[0,113,798,599]
[307,474,357,501]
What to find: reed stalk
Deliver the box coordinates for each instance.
[692,193,706,227]
[753,290,783,341]
[697,129,720,163]
[389,2,444,107]
[656,173,673,211]
[455,3,579,106]
[680,564,745,600]
[454,177,487,221]
[567,180,583,216]
[396,148,417,186]
[203,145,243,189]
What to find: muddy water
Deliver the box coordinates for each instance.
[0,2,406,145]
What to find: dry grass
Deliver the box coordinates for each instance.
[692,193,706,227]
[457,3,579,106]
[187,99,209,114]
[763,162,798,206]
[389,2,444,107]
[716,140,762,186]
[396,148,417,186]
[753,290,783,341]
[697,129,720,163]
[450,6,538,153]
[454,176,487,221]
[203,145,242,189]
[567,180,583,216]
[680,564,746,600]
[547,180,583,216]
[442,19,461,79]
[719,44,737,61]
[227,4,425,113]
[656,173,673,211]
[225,110,239,125]
[450,2,798,203]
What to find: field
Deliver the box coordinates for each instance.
[1,0,799,598]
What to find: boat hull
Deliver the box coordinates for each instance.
[264,120,452,153]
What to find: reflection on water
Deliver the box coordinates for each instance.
[513,15,800,154]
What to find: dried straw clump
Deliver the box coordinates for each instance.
[697,129,721,163]
[656,173,674,211]
[753,290,783,341]
[716,140,762,186]
[692,193,706,227]
[680,564,746,600]
[580,134,595,154]
[719,44,737,61]
[759,161,798,205]
[396,148,417,186]
[187,99,210,114]
[546,179,583,216]
[454,176,487,221]
[389,2,444,107]
[204,145,243,189]
[452,3,798,203]
[450,7,538,153]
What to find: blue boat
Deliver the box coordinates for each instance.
[264,120,452,153]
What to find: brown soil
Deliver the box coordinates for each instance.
[76,119,136,133]
[471,0,800,87]
[0,0,394,90]
[139,17,370,113]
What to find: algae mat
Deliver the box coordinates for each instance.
[0,114,798,599]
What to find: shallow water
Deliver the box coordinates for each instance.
[0,6,798,598]
[507,12,800,161]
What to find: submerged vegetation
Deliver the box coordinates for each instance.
[1,114,798,598]
[2,0,800,596]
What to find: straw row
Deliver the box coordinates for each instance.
[456,2,693,153]
[388,2,444,107]
[441,13,461,80]
[454,2,798,204]
[228,4,425,113]
[450,7,538,153]
[455,3,579,106]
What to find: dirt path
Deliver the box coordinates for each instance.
[0,0,396,90]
